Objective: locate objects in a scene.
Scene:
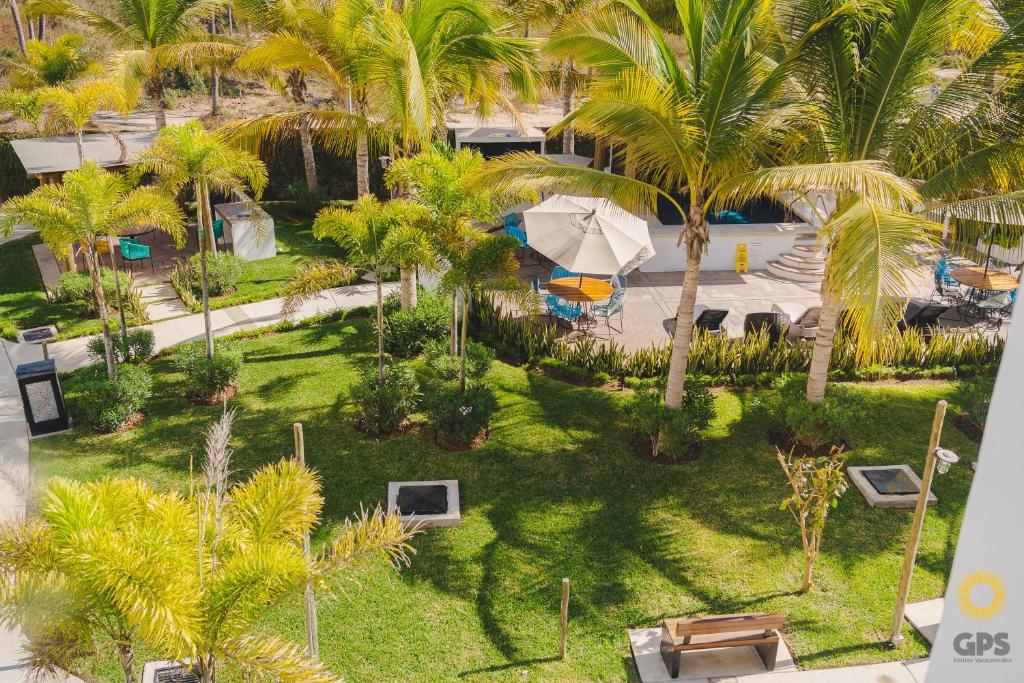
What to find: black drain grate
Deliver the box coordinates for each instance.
[397,484,449,515]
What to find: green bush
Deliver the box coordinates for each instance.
[424,382,499,445]
[66,363,153,432]
[382,289,452,356]
[52,268,148,322]
[350,363,420,435]
[86,329,155,365]
[755,375,868,449]
[0,318,17,341]
[170,252,245,301]
[174,340,244,401]
[627,381,715,459]
[953,377,995,431]
[424,338,494,383]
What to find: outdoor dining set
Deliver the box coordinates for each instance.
[932,256,1018,325]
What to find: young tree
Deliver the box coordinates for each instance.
[1,33,102,89]
[477,0,914,410]
[777,446,848,593]
[225,0,539,197]
[39,78,126,163]
[0,162,184,379]
[283,195,433,383]
[132,121,267,358]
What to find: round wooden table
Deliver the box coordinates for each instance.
[547,276,614,302]
[950,267,1018,292]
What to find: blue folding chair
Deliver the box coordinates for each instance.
[551,265,581,280]
[503,213,521,230]
[545,294,582,327]
[593,287,626,333]
[610,274,627,290]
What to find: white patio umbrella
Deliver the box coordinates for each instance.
[522,194,655,277]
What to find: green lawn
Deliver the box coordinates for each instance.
[200,209,345,311]
[32,318,977,681]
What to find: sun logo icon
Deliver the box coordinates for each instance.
[957,571,1007,620]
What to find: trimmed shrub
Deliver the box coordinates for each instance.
[174,340,244,402]
[754,375,868,450]
[86,329,155,365]
[424,382,498,446]
[382,289,452,356]
[350,363,420,435]
[953,377,995,431]
[52,268,148,322]
[627,381,715,459]
[170,252,245,301]
[536,357,609,386]
[0,318,17,342]
[66,363,153,432]
[424,338,494,383]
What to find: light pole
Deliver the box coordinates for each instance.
[890,400,960,647]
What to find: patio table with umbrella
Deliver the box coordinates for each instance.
[522,195,654,330]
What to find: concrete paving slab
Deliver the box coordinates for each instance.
[31,242,63,292]
[905,599,944,645]
[730,661,920,682]
[903,658,929,683]
[629,628,795,683]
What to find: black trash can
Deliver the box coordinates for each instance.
[15,359,70,437]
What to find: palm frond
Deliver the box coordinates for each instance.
[281,261,359,320]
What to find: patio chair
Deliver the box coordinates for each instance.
[545,294,582,327]
[551,265,581,280]
[593,287,626,333]
[898,299,949,340]
[503,213,521,230]
[743,312,788,343]
[530,276,542,293]
[119,237,153,273]
[693,305,729,336]
[935,257,961,292]
[772,302,820,340]
[609,274,627,290]
[198,218,226,248]
[973,290,1016,324]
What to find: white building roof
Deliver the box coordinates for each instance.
[10,131,158,176]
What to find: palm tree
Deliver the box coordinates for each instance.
[478,0,915,408]
[7,0,29,55]
[283,195,434,383]
[384,145,529,331]
[747,0,1024,402]
[224,0,539,197]
[132,121,268,358]
[39,78,126,163]
[40,0,221,128]
[0,476,198,683]
[0,162,184,380]
[0,88,44,134]
[1,33,102,89]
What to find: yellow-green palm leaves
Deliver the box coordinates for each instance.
[39,79,129,161]
[0,33,103,89]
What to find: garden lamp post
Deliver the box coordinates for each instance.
[890,400,959,647]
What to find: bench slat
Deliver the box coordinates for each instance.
[668,612,785,637]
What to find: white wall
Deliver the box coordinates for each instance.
[638,223,813,272]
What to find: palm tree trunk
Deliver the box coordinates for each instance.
[560,60,574,155]
[399,267,416,310]
[117,642,134,683]
[87,246,117,380]
[450,292,458,355]
[8,0,28,55]
[209,16,220,116]
[75,130,84,165]
[459,293,469,393]
[592,139,606,171]
[288,71,319,192]
[663,206,707,409]
[375,271,385,385]
[356,130,370,197]
[806,288,841,403]
[36,13,43,41]
[152,77,167,129]
[25,8,33,39]
[109,244,128,337]
[197,180,216,359]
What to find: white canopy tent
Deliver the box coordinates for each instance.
[522,195,655,275]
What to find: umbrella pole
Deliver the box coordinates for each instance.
[983,223,998,278]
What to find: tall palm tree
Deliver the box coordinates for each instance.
[7,0,29,56]
[132,121,267,358]
[37,0,223,128]
[0,162,184,380]
[478,0,915,408]
[745,0,1024,402]
[39,78,126,162]
[283,194,434,383]
[224,0,540,197]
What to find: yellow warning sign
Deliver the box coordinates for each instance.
[735,243,748,272]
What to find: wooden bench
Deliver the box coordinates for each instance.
[660,612,785,679]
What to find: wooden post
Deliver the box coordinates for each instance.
[559,577,570,659]
[41,341,48,360]
[890,400,946,646]
[293,423,319,659]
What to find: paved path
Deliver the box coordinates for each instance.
[0,281,389,681]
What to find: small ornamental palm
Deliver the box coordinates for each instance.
[0,33,103,89]
[283,195,434,383]
[132,121,268,359]
[39,78,128,162]
[0,162,185,379]
[478,0,916,409]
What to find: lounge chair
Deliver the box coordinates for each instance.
[743,312,788,343]
[898,299,949,340]
[693,305,728,336]
[771,302,820,340]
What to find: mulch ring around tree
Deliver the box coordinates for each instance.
[630,433,702,465]
[354,419,425,441]
[953,412,985,442]
[116,411,146,432]
[187,385,238,406]
[434,429,489,452]
[768,429,846,459]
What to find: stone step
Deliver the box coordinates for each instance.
[767,259,824,283]
[792,244,825,257]
[779,252,826,270]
